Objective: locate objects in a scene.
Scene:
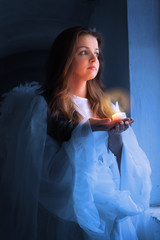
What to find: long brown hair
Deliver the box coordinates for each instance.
[42,26,114,122]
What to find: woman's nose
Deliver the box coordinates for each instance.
[90,53,96,62]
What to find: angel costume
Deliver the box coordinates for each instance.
[0,82,158,240]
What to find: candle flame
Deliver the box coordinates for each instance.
[116,101,120,112]
[112,101,121,113]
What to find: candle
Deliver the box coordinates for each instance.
[112,112,126,121]
[111,101,126,121]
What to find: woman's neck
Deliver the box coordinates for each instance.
[69,81,87,98]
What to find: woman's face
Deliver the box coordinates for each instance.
[69,34,100,82]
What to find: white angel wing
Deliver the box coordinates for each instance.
[0,82,47,240]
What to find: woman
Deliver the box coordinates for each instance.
[0,26,154,240]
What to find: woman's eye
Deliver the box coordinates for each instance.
[79,50,87,55]
[79,50,99,57]
[95,52,99,57]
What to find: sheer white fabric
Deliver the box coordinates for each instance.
[0,83,158,240]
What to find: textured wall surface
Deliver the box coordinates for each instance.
[127,0,160,204]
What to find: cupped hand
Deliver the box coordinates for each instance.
[89,117,134,133]
[108,118,134,135]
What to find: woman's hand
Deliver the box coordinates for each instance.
[89,118,113,132]
[89,117,134,133]
[108,118,134,135]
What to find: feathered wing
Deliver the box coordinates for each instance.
[0,83,47,240]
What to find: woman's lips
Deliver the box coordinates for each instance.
[88,66,97,70]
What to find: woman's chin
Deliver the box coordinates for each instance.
[86,74,98,81]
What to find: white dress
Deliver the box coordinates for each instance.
[0,83,158,240]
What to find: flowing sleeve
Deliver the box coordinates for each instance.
[120,127,152,210]
[39,119,146,237]
[0,83,47,240]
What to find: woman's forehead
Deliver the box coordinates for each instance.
[76,34,99,49]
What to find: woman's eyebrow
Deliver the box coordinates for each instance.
[77,46,99,51]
